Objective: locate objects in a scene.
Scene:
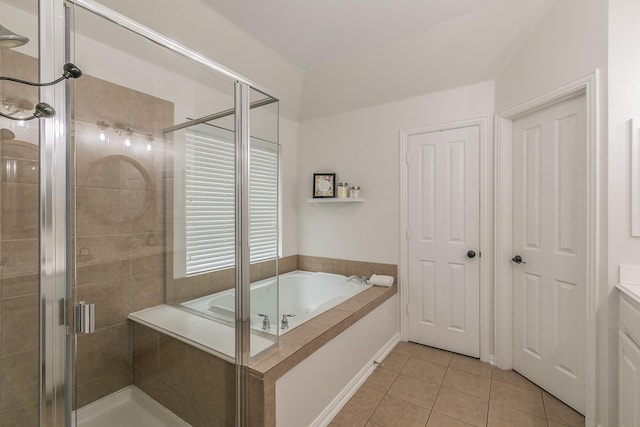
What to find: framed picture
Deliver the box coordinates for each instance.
[313,173,336,198]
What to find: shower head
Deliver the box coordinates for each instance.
[0,102,55,121]
[34,103,55,118]
[63,63,83,79]
[0,128,15,140]
[0,24,29,49]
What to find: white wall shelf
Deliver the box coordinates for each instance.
[307,198,364,203]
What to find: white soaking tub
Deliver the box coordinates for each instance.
[181,270,371,334]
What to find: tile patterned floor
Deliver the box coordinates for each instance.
[329,341,585,427]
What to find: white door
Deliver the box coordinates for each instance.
[512,95,586,413]
[407,126,480,357]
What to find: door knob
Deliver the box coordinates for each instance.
[511,255,526,264]
[466,250,476,259]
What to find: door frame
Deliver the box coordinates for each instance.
[400,117,493,363]
[494,71,600,424]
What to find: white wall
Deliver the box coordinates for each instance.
[608,2,640,423]
[92,0,305,122]
[299,0,553,121]
[608,1,640,287]
[297,81,494,265]
[494,0,610,424]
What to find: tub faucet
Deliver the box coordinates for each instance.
[281,313,295,330]
[347,275,368,286]
[257,313,270,331]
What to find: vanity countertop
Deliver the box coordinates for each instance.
[617,283,640,305]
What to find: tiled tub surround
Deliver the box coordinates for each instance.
[131,280,398,427]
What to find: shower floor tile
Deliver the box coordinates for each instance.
[75,386,190,427]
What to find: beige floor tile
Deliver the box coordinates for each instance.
[449,355,493,379]
[401,357,447,386]
[370,395,431,427]
[491,369,540,392]
[393,341,419,356]
[487,401,547,427]
[433,387,489,427]
[365,423,384,427]
[328,410,368,426]
[410,345,453,367]
[443,368,490,400]
[364,366,400,393]
[427,411,475,426]
[542,392,585,426]
[381,350,411,372]
[490,381,545,418]
[342,386,385,420]
[388,374,439,409]
[548,422,575,427]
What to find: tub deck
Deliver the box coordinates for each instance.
[129,282,398,426]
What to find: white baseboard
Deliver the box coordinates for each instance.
[309,332,401,427]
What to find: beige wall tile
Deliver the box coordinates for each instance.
[1,294,38,356]
[76,367,131,409]
[76,324,131,382]
[0,403,38,427]
[0,349,38,414]
[0,239,38,278]
[76,259,131,286]
[0,274,38,299]
[2,183,38,239]
[76,279,131,329]
[132,324,159,374]
[75,235,131,266]
[173,273,211,303]
[76,187,132,236]
[132,253,163,277]
[131,272,164,312]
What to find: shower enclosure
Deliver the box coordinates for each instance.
[0,0,279,425]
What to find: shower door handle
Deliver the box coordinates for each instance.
[73,301,96,335]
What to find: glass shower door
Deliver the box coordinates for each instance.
[66,2,279,426]
[0,1,42,426]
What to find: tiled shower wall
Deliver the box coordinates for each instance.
[0,49,40,427]
[72,73,173,407]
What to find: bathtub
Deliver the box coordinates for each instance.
[181,270,371,334]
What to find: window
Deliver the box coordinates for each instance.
[185,127,278,276]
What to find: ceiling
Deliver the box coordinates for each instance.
[202,0,509,70]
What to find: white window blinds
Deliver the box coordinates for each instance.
[185,128,278,276]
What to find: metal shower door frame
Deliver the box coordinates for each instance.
[38,0,279,425]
